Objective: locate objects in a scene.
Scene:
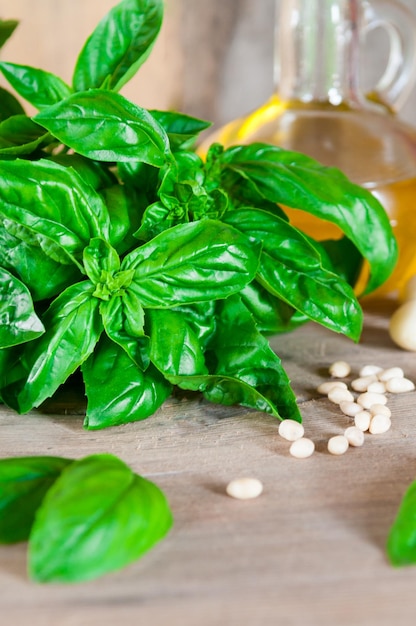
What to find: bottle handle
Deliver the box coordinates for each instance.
[363,0,416,112]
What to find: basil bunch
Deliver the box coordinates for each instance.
[0,454,172,582]
[0,1,397,430]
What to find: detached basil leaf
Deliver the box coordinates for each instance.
[387,481,416,567]
[0,62,72,109]
[0,267,45,348]
[123,219,260,307]
[150,110,212,150]
[223,208,363,341]
[3,282,102,413]
[0,115,50,155]
[220,143,398,294]
[0,456,72,544]
[0,86,25,122]
[34,90,171,166]
[73,0,164,93]
[29,454,173,582]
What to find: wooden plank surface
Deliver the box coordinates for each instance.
[2,299,416,625]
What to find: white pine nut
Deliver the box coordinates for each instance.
[385,377,415,394]
[354,410,372,432]
[369,404,392,418]
[339,401,362,417]
[359,365,383,377]
[317,381,348,395]
[329,360,351,378]
[344,426,365,447]
[357,391,388,409]
[278,419,305,441]
[226,478,263,500]
[378,367,404,382]
[327,387,355,404]
[289,438,315,458]
[351,376,378,392]
[367,381,387,394]
[328,435,349,455]
[369,414,391,434]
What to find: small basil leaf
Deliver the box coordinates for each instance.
[82,337,171,429]
[134,201,180,241]
[48,153,117,191]
[0,115,50,155]
[150,110,212,149]
[0,267,45,348]
[100,295,148,369]
[240,281,298,334]
[73,0,164,93]
[0,19,18,50]
[0,86,25,121]
[123,219,260,307]
[83,238,121,285]
[0,456,72,544]
[28,454,173,582]
[0,62,72,109]
[387,482,416,567]
[101,184,145,254]
[34,90,171,167]
[2,281,102,413]
[148,309,208,377]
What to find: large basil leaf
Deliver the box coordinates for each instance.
[29,454,173,582]
[223,208,363,341]
[0,62,72,109]
[148,309,208,377]
[0,159,111,265]
[0,267,44,348]
[34,90,171,167]
[82,337,171,429]
[123,219,260,307]
[0,456,72,544]
[387,481,416,567]
[2,282,102,413]
[73,0,163,93]
[0,86,25,122]
[220,143,398,295]
[0,115,50,155]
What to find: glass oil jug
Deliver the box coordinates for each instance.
[201,0,416,298]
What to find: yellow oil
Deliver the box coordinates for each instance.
[200,97,416,299]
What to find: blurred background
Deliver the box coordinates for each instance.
[1,0,416,132]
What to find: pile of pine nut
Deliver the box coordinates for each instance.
[280,361,415,458]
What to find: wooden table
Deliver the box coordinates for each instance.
[2,300,416,626]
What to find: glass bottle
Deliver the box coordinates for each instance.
[201,0,416,298]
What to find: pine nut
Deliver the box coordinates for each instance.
[378,367,404,382]
[385,377,415,394]
[354,410,371,432]
[357,391,388,409]
[344,426,365,447]
[226,478,263,500]
[327,387,354,404]
[369,404,391,418]
[278,419,305,441]
[351,376,378,392]
[328,435,349,455]
[329,360,351,378]
[359,365,383,377]
[367,381,387,394]
[289,438,315,458]
[317,381,348,395]
[339,401,362,417]
[369,414,391,434]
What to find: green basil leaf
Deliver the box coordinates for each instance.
[0,267,45,347]
[207,294,301,421]
[0,86,25,122]
[0,115,50,155]
[0,456,72,543]
[240,281,298,334]
[0,19,18,50]
[28,453,173,582]
[150,110,212,150]
[82,337,171,429]
[100,294,149,369]
[169,300,217,349]
[101,184,145,254]
[0,159,111,265]
[0,62,72,109]
[34,90,171,167]
[148,309,208,377]
[387,481,416,566]
[3,281,102,413]
[123,219,260,307]
[223,208,363,341]
[220,143,398,294]
[73,0,164,93]
[83,237,121,285]
[48,153,117,191]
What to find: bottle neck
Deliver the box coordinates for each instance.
[274,0,362,106]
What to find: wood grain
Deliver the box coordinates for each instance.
[2,302,416,625]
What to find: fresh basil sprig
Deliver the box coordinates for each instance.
[0,454,172,582]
